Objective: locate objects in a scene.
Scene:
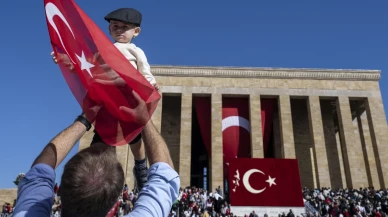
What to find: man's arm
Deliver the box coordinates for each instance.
[32,120,87,169]
[126,121,179,217]
[118,91,179,217]
[13,118,88,217]
[142,120,174,168]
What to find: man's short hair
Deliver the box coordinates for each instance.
[59,144,124,217]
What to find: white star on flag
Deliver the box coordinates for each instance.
[265,176,276,187]
[76,51,94,77]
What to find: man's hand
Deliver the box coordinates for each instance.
[119,90,149,125]
[50,51,75,71]
[82,94,103,123]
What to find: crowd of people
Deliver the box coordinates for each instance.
[2,202,13,216]
[161,186,388,217]
[43,185,229,217]
[303,187,388,217]
[5,185,388,217]
[105,185,231,217]
[170,186,228,217]
[118,184,140,215]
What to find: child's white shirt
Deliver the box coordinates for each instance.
[114,42,156,85]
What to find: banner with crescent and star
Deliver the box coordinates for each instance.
[229,158,304,207]
[44,0,160,146]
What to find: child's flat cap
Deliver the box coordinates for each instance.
[104,8,142,27]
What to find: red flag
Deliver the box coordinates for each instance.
[222,98,251,178]
[106,201,120,217]
[44,0,160,146]
[229,158,304,207]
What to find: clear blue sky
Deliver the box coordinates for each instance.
[0,0,387,188]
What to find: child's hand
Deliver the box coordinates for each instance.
[50,51,75,71]
[51,51,58,64]
[153,83,160,92]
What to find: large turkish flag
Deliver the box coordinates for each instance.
[44,0,160,145]
[229,158,304,207]
[222,98,251,179]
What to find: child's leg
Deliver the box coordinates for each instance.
[129,138,145,161]
[130,81,159,191]
[129,138,147,193]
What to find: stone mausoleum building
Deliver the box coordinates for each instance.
[79,65,388,192]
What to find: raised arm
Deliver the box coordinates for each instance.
[142,120,174,168]
[126,120,180,217]
[32,118,88,169]
[119,91,180,217]
[13,114,91,217]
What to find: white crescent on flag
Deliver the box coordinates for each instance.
[242,169,266,194]
[45,2,95,77]
[222,116,250,132]
[45,2,76,64]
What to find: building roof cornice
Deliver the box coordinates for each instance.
[151,65,381,81]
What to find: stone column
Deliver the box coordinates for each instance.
[365,96,388,188]
[211,94,224,191]
[321,100,345,188]
[151,95,163,133]
[148,95,163,168]
[307,96,331,188]
[179,93,193,187]
[249,95,264,158]
[278,95,296,158]
[357,105,380,188]
[336,96,367,188]
[335,132,347,188]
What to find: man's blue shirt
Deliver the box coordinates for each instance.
[13,162,180,217]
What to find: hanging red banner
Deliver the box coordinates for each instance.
[229,158,304,207]
[222,98,251,178]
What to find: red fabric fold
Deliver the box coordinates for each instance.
[222,98,251,179]
[194,97,212,156]
[261,99,276,156]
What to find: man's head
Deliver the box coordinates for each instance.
[59,144,124,217]
[104,8,142,43]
